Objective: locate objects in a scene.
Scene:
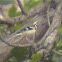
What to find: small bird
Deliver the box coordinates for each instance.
[0,14,48,47]
[0,16,38,47]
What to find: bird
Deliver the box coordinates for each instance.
[0,15,38,47]
[0,14,48,48]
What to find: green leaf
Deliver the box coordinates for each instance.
[55,25,62,49]
[55,38,62,49]
[8,5,21,18]
[25,0,43,11]
[58,25,62,36]
[30,53,43,62]
[11,47,29,61]
[10,23,24,32]
[47,0,51,2]
[8,5,22,32]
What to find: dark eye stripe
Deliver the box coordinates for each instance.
[16,32,22,34]
[16,27,34,34]
[23,28,26,31]
[27,27,33,30]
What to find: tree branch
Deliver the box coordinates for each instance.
[0,3,49,26]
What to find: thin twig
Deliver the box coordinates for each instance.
[47,5,50,26]
[53,49,62,56]
[17,0,26,15]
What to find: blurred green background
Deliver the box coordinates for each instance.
[0,0,14,4]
